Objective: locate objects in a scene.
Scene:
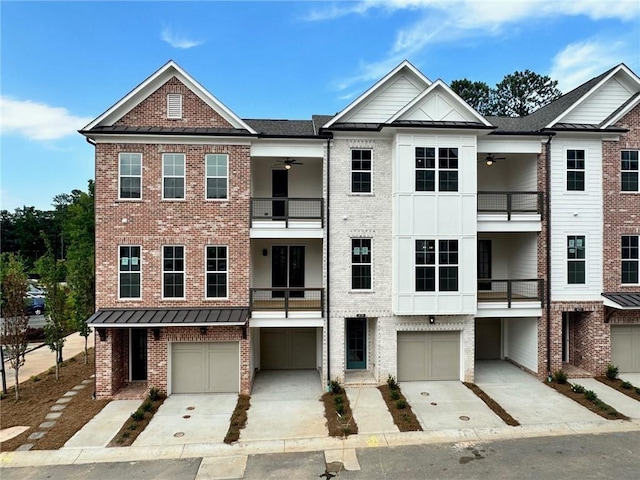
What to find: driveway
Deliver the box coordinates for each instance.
[134,393,237,446]
[240,370,327,441]
[475,360,605,425]
[400,381,505,430]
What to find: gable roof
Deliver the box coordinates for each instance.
[82,60,257,134]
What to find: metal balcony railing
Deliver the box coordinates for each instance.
[477,192,544,220]
[250,198,324,227]
[250,288,324,317]
[477,279,544,308]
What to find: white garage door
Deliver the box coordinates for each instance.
[172,342,239,393]
[260,328,316,369]
[611,325,640,373]
[397,331,460,381]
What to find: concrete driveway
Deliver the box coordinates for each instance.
[240,370,327,441]
[400,381,505,430]
[133,393,237,446]
[475,360,605,425]
[619,373,640,386]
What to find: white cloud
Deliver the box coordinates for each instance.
[0,97,92,141]
[161,27,203,49]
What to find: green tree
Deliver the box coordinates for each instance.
[450,79,494,115]
[492,69,562,117]
[1,253,30,400]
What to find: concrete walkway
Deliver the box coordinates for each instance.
[63,400,140,448]
[346,387,398,434]
[620,373,640,386]
[568,378,640,419]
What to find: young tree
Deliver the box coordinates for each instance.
[450,79,495,115]
[1,253,30,400]
[492,70,562,117]
[36,239,69,380]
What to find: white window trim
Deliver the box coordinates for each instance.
[566,234,587,286]
[205,245,229,300]
[162,153,186,201]
[162,245,186,300]
[118,245,142,300]
[621,149,639,193]
[350,149,373,195]
[415,147,459,193]
[350,238,373,292]
[205,154,229,201]
[621,235,640,285]
[167,93,183,119]
[565,147,587,194]
[118,153,142,201]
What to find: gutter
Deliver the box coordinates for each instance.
[544,133,554,380]
[325,138,331,388]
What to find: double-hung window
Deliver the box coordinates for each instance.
[415,147,458,192]
[119,246,141,299]
[415,240,458,292]
[567,236,586,284]
[119,153,142,199]
[163,153,185,199]
[622,235,639,284]
[351,239,371,290]
[206,154,228,200]
[351,150,372,193]
[163,246,185,298]
[621,150,639,192]
[206,246,228,298]
[567,149,585,191]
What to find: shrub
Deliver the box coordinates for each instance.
[390,389,400,400]
[31,375,40,382]
[334,395,343,405]
[142,400,153,412]
[129,422,138,431]
[553,369,568,384]
[131,409,144,421]
[571,383,585,394]
[584,390,598,401]
[329,379,342,394]
[395,399,407,409]
[336,404,345,416]
[606,364,619,380]
[387,374,398,390]
[148,387,161,401]
[621,381,632,389]
[635,387,640,395]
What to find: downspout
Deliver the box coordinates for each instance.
[544,133,554,381]
[325,137,331,388]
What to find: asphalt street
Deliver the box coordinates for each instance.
[2,431,639,480]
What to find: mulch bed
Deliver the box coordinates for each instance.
[107,393,166,447]
[595,377,640,401]
[322,388,358,437]
[224,394,251,444]
[1,348,109,451]
[547,380,630,420]
[463,382,520,426]
[378,385,422,431]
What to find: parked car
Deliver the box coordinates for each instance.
[26,284,46,298]
[25,297,45,315]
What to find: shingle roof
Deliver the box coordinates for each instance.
[87,308,249,326]
[244,119,319,137]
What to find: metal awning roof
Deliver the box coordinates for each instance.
[602,293,640,310]
[87,308,249,327]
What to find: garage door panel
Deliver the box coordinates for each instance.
[398,334,427,381]
[260,328,316,370]
[430,334,460,380]
[398,331,460,381]
[611,325,640,373]
[207,343,239,393]
[172,342,239,394]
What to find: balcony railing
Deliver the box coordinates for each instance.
[477,279,544,307]
[250,198,324,227]
[250,288,324,317]
[477,192,543,220]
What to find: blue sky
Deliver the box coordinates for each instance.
[2,0,639,212]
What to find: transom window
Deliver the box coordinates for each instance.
[416,239,459,292]
[567,149,585,191]
[415,147,458,192]
[163,153,185,199]
[567,236,586,284]
[351,239,371,290]
[206,154,228,200]
[622,235,639,284]
[351,149,372,193]
[621,150,639,192]
[163,246,185,298]
[206,246,228,298]
[119,246,141,299]
[167,93,183,119]
[119,153,142,199]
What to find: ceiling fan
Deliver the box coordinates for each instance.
[273,158,304,170]
[482,154,505,166]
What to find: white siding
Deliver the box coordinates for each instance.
[563,77,634,125]
[401,90,475,122]
[504,317,538,372]
[549,137,603,301]
[347,74,422,123]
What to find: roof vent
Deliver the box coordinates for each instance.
[167,93,183,119]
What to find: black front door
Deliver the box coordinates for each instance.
[346,318,366,369]
[272,246,305,298]
[272,170,288,218]
[131,329,147,381]
[478,239,492,290]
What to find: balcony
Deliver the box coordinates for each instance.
[250,198,324,237]
[477,192,543,232]
[250,288,324,319]
[477,279,544,317]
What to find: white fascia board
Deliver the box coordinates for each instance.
[601,94,640,128]
[322,60,431,129]
[91,322,247,328]
[387,79,493,127]
[87,134,253,145]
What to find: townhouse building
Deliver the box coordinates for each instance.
[82,60,640,399]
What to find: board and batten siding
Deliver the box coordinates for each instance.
[549,136,603,301]
[504,317,538,372]
[347,75,424,123]
[563,76,635,125]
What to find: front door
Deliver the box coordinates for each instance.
[272,170,288,218]
[562,313,570,363]
[131,328,148,381]
[478,239,492,290]
[346,318,366,369]
[272,246,305,298]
